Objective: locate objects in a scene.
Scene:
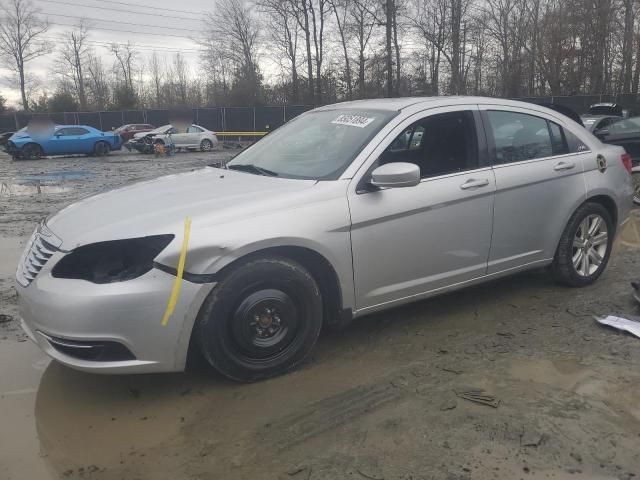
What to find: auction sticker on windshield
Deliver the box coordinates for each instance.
[331,114,376,128]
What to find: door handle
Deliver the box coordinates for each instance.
[460,178,490,190]
[554,161,576,171]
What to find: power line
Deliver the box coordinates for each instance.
[42,11,203,32]
[46,20,203,39]
[35,0,207,22]
[64,0,206,16]
[44,36,203,53]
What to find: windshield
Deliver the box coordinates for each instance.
[226,109,397,180]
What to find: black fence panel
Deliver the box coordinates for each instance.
[0,105,318,133]
[224,107,254,131]
[48,113,66,125]
[195,108,223,131]
[76,112,102,129]
[99,111,124,131]
[284,105,314,122]
[146,109,169,128]
[255,106,285,131]
[123,110,145,124]
[0,114,15,131]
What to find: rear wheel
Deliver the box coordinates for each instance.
[196,256,323,382]
[21,143,43,160]
[632,172,640,205]
[93,141,110,157]
[552,202,613,286]
[200,139,213,152]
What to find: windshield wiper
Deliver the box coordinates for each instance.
[227,164,279,177]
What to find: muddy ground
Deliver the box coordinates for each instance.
[1,149,640,480]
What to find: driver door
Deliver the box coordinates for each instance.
[348,106,496,312]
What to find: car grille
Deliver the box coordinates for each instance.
[17,231,58,286]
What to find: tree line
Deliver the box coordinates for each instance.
[0,0,638,112]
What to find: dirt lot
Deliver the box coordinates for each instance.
[1,149,640,480]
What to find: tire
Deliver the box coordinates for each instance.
[200,139,213,152]
[21,143,43,160]
[552,202,614,287]
[632,172,640,206]
[93,141,110,157]
[196,256,323,382]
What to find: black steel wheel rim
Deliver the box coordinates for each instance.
[230,289,299,360]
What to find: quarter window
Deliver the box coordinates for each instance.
[381,111,478,178]
[187,126,203,133]
[547,121,569,155]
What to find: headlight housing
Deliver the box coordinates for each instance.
[52,235,174,284]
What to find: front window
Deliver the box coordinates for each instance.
[226,109,397,180]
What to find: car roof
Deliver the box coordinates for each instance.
[580,115,612,119]
[312,96,570,114]
[53,124,95,129]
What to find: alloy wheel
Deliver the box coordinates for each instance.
[633,173,640,205]
[201,139,212,151]
[572,214,608,277]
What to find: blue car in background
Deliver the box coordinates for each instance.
[6,125,122,160]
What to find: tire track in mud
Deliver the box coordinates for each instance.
[256,381,406,451]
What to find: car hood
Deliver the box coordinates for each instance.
[46,168,318,250]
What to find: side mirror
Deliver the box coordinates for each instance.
[370,162,420,188]
[594,128,609,139]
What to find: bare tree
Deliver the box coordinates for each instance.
[56,21,90,109]
[172,52,189,105]
[328,0,353,99]
[149,52,163,107]
[348,0,378,98]
[0,0,49,110]
[258,0,301,102]
[85,53,109,110]
[204,0,261,104]
[110,42,136,91]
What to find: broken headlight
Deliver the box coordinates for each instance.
[52,235,174,284]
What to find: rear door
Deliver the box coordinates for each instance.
[481,107,588,273]
[186,125,205,146]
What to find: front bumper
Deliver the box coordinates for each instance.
[18,256,215,374]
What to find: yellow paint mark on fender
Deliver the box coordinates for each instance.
[161,217,192,326]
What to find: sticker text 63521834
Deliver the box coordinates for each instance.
[331,114,375,128]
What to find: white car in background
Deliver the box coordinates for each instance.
[134,124,219,151]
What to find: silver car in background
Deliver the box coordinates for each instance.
[16,97,633,382]
[132,123,218,151]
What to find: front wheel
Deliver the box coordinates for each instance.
[552,202,613,287]
[632,172,640,205]
[195,256,323,382]
[21,143,43,160]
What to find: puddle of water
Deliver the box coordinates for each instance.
[1,182,73,196]
[15,170,92,182]
[616,209,640,248]
[510,358,590,389]
[0,340,53,480]
[0,236,26,275]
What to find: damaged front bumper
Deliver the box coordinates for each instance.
[17,254,215,374]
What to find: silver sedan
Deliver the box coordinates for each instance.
[16,97,633,382]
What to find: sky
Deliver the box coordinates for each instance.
[0,0,217,106]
